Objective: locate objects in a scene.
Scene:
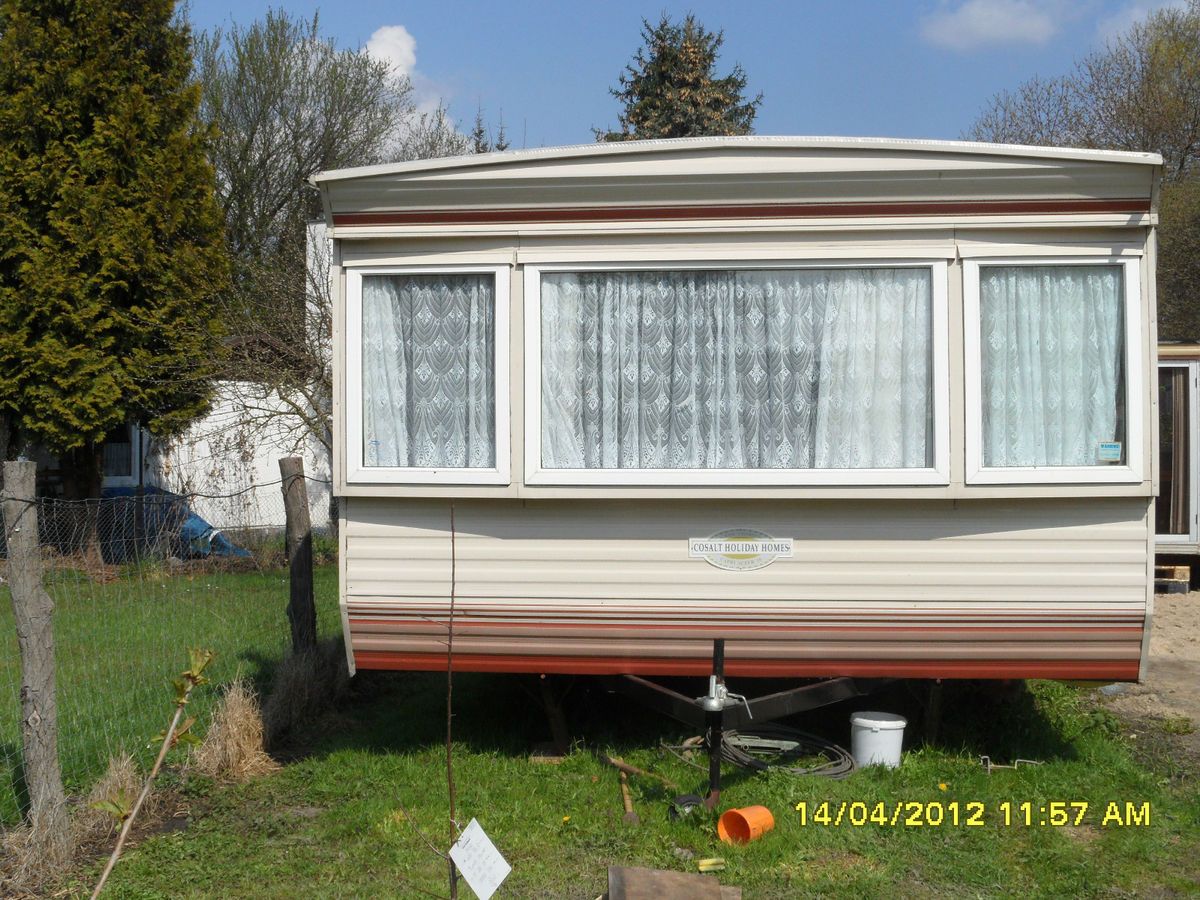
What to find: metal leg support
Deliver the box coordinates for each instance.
[704,640,725,809]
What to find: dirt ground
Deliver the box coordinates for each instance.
[1101,590,1200,762]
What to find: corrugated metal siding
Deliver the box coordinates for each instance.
[343,497,1149,679]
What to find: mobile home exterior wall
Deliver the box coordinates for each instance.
[316,137,1161,681]
[345,497,1147,680]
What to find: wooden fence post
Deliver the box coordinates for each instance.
[2,460,67,834]
[279,457,316,654]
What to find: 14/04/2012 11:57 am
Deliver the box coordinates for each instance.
[792,800,1152,828]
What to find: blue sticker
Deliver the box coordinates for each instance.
[1097,441,1123,462]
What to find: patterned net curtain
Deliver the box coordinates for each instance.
[540,267,933,470]
[361,274,495,468]
[980,265,1125,467]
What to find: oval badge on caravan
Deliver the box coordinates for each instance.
[688,529,794,571]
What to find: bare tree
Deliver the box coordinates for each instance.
[195,11,415,259]
[965,0,1200,337]
[397,105,470,161]
[1075,6,1200,182]
[189,10,472,468]
[965,75,1087,148]
[966,2,1200,178]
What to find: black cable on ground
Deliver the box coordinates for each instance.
[716,723,857,780]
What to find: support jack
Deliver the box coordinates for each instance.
[607,639,890,814]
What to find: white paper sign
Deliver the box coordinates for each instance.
[449,818,511,900]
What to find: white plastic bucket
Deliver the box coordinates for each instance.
[850,711,907,769]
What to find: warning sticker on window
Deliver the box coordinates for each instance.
[1097,441,1123,462]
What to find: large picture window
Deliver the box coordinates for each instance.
[965,258,1143,484]
[346,267,509,484]
[526,262,949,485]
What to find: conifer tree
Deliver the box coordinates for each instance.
[0,0,228,495]
[471,104,492,154]
[600,14,762,141]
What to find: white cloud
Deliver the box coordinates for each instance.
[921,0,1064,51]
[362,24,451,115]
[365,25,417,77]
[1095,0,1187,42]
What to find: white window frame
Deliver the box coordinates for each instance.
[99,422,142,489]
[345,265,510,485]
[1155,360,1199,545]
[524,259,950,486]
[963,256,1144,485]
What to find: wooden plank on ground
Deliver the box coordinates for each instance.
[607,865,723,899]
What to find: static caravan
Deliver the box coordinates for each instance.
[314,137,1161,685]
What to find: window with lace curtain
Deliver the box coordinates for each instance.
[527,263,949,485]
[346,266,510,484]
[964,258,1143,485]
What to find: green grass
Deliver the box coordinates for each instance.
[0,563,340,824]
[85,676,1200,899]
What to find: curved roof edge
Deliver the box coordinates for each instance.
[311,135,1163,184]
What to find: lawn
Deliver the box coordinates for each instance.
[4,565,1197,897]
[82,673,1200,899]
[0,562,341,824]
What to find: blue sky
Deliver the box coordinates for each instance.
[182,0,1184,149]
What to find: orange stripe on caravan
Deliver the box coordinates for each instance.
[353,651,1141,681]
[332,198,1152,227]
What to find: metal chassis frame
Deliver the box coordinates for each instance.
[607,640,891,808]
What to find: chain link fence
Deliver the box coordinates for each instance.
[0,474,339,827]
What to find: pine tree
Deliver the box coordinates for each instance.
[600,14,762,141]
[494,115,511,152]
[470,103,511,154]
[0,0,228,495]
[471,104,491,154]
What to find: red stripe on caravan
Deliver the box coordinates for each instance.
[332,198,1151,227]
[353,651,1141,681]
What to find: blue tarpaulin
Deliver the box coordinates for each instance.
[101,485,251,559]
[177,509,252,558]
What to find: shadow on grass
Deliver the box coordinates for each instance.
[270,667,1083,778]
[233,649,289,700]
[767,677,1081,763]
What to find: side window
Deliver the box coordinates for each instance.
[346,267,509,484]
[966,259,1142,484]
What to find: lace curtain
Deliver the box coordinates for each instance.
[540,268,932,470]
[980,265,1124,467]
[362,274,495,468]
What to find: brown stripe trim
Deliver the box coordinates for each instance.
[347,604,1143,618]
[354,651,1140,680]
[333,198,1150,227]
[347,610,1144,625]
[349,618,1141,635]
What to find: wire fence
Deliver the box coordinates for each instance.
[0,474,339,828]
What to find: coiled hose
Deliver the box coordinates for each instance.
[711,723,857,780]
